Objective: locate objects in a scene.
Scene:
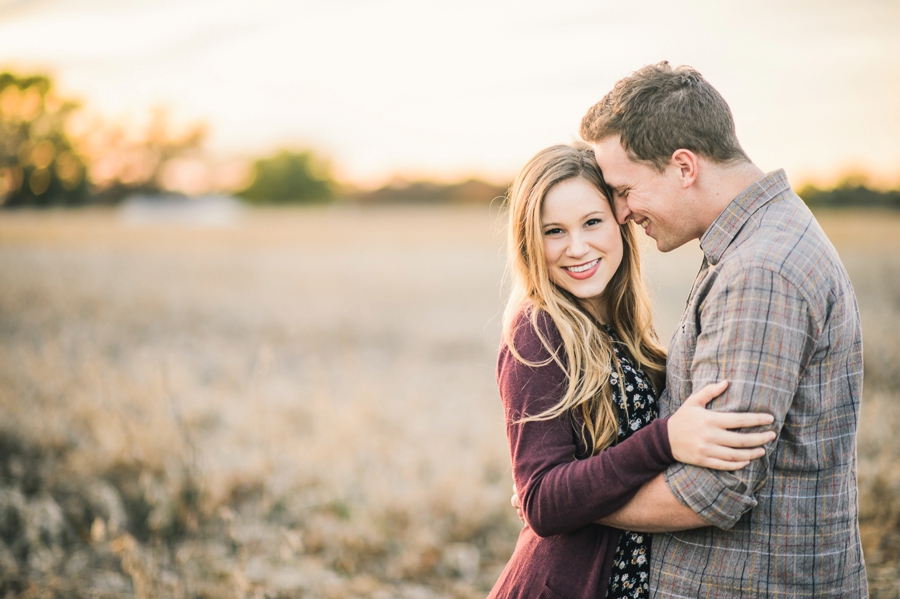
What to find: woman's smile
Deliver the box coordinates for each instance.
[562,258,601,279]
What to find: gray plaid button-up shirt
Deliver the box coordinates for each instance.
[651,170,868,597]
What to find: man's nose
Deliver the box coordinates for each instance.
[614,197,632,225]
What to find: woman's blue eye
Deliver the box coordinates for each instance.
[544,228,563,236]
[585,218,602,226]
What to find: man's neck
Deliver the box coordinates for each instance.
[695,160,767,235]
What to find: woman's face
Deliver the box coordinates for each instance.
[540,177,624,321]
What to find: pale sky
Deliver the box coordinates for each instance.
[1,0,898,187]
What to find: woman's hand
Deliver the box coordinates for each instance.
[668,380,776,470]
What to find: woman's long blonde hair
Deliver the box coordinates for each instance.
[502,142,666,455]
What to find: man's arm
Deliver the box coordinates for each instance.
[596,474,709,532]
[663,265,813,530]
[599,265,813,531]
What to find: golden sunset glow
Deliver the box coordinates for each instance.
[0,0,897,188]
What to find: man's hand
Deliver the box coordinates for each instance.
[511,483,526,525]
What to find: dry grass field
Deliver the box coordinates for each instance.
[0,205,898,598]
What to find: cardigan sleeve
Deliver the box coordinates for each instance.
[499,310,675,537]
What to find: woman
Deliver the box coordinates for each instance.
[489,143,774,599]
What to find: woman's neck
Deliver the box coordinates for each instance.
[580,299,607,324]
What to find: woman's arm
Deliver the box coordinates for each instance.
[508,380,776,530]
[500,314,676,537]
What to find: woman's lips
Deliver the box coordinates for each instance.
[562,258,600,280]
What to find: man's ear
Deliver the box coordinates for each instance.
[670,149,699,189]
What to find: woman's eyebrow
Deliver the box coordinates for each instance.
[542,210,607,228]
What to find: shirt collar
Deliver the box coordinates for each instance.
[699,169,791,265]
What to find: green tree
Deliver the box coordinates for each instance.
[798,174,900,210]
[0,72,88,207]
[238,150,335,204]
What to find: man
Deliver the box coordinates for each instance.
[517,62,867,596]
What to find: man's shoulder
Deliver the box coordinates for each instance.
[719,192,848,304]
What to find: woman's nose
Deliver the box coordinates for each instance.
[566,233,589,257]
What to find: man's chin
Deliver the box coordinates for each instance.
[654,234,694,253]
[643,227,688,252]
[653,236,677,253]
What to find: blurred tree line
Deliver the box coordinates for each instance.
[14,71,895,209]
[0,71,339,207]
[798,175,900,210]
[0,70,503,208]
[350,177,508,205]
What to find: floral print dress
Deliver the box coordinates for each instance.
[603,326,658,599]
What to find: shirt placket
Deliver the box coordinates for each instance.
[684,255,710,311]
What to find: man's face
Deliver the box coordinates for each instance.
[592,136,692,252]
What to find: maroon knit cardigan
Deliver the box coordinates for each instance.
[489,312,673,599]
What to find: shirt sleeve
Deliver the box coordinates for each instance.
[663,264,816,530]
[500,311,675,538]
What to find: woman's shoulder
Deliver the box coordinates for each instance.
[504,305,563,363]
[507,304,562,351]
[497,305,568,413]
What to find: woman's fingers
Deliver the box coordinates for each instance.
[704,410,775,429]
[703,443,767,462]
[684,381,775,428]
[669,381,778,469]
[683,380,729,407]
[689,430,778,470]
[689,444,765,471]
[683,380,776,430]
[712,429,777,448]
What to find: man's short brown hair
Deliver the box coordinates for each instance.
[580,62,748,171]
